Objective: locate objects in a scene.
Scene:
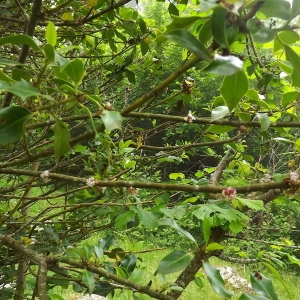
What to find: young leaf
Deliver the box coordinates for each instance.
[203,262,233,299]
[0,106,32,144]
[236,198,265,211]
[163,29,211,61]
[158,250,192,274]
[256,113,271,131]
[159,218,197,245]
[202,54,243,76]
[211,106,229,121]
[205,243,224,252]
[52,118,71,159]
[229,220,244,234]
[100,110,123,131]
[62,58,85,87]
[0,34,41,51]
[133,206,157,230]
[46,21,57,46]
[202,216,211,245]
[82,270,95,295]
[220,71,248,111]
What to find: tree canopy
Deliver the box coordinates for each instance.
[0,0,300,299]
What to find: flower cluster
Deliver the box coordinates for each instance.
[222,187,237,200]
[86,177,97,187]
[40,170,50,180]
[184,111,196,123]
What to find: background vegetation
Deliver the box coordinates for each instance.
[0,0,300,299]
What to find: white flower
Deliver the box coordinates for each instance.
[289,171,299,182]
[184,111,196,123]
[258,94,265,100]
[86,177,97,187]
[40,170,50,180]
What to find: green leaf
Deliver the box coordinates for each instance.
[166,15,203,32]
[202,216,211,245]
[256,113,271,131]
[0,80,40,100]
[46,21,57,46]
[125,69,136,84]
[100,110,123,131]
[260,0,291,20]
[62,58,85,86]
[250,272,278,300]
[133,206,157,230]
[239,294,270,300]
[284,45,300,88]
[0,34,41,51]
[120,253,137,275]
[205,242,224,252]
[158,250,192,274]
[194,276,205,289]
[292,0,300,17]
[203,262,233,299]
[282,91,299,108]
[0,106,32,144]
[168,3,179,16]
[0,70,14,83]
[82,270,95,295]
[229,220,244,234]
[99,234,118,251]
[44,44,55,63]
[211,6,239,48]
[163,29,211,61]
[247,19,275,43]
[207,125,235,133]
[159,218,197,245]
[52,118,71,159]
[211,106,229,121]
[202,54,243,76]
[274,31,299,52]
[220,71,248,111]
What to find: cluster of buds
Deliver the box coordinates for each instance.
[184,111,196,123]
[127,186,138,196]
[222,187,237,200]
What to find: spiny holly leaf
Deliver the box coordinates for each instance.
[203,262,233,299]
[284,45,300,88]
[120,253,137,275]
[163,29,211,61]
[158,250,192,274]
[0,106,32,144]
[0,34,41,51]
[220,71,248,111]
[0,80,40,100]
[211,6,239,48]
[250,272,278,300]
[52,118,71,159]
[202,54,243,76]
[100,110,123,131]
[82,270,95,295]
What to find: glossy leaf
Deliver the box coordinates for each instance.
[52,118,71,159]
[260,0,291,20]
[250,272,278,300]
[284,45,300,88]
[202,216,211,245]
[0,106,32,144]
[63,58,85,86]
[256,113,271,131]
[159,218,197,245]
[82,270,95,295]
[163,29,211,61]
[100,110,123,131]
[0,34,41,51]
[0,80,40,100]
[99,234,118,251]
[46,21,57,46]
[292,0,300,17]
[247,19,275,43]
[166,15,203,32]
[202,54,243,76]
[211,6,238,48]
[120,253,137,275]
[158,250,192,274]
[211,106,229,121]
[203,262,233,299]
[220,71,248,111]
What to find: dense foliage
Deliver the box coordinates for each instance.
[0,0,300,299]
